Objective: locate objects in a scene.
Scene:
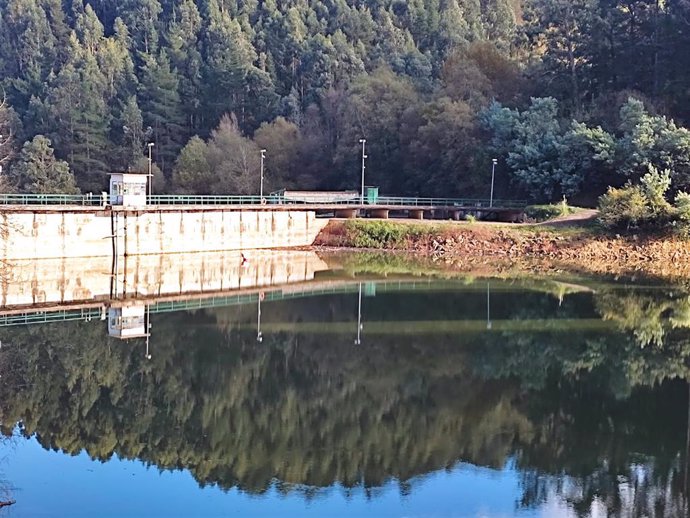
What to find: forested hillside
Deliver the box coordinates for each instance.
[1,0,690,202]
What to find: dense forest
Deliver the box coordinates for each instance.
[2,1,690,203]
[2,285,690,515]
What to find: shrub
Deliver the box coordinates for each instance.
[640,165,673,220]
[598,185,650,229]
[675,191,690,222]
[344,220,426,248]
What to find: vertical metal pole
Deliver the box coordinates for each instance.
[260,149,266,203]
[486,282,492,330]
[257,295,263,343]
[359,139,366,205]
[145,304,152,360]
[355,282,363,345]
[147,143,154,202]
[490,159,497,208]
[114,212,119,298]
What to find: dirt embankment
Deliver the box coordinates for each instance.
[315,219,690,279]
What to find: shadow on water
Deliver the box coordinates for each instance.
[2,252,690,515]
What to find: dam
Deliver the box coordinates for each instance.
[0,205,327,261]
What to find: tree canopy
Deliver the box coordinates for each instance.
[1,0,690,202]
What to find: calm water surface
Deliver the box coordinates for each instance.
[0,258,689,517]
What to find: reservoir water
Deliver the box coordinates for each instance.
[0,253,689,517]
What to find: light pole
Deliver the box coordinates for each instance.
[359,139,367,205]
[490,158,498,208]
[260,149,266,203]
[147,142,155,201]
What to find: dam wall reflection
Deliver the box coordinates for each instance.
[0,250,330,310]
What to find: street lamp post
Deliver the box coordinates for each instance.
[359,139,367,205]
[147,142,155,201]
[260,149,267,203]
[490,158,498,208]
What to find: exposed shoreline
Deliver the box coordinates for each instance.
[314,219,690,281]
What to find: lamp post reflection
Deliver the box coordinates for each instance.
[355,282,363,345]
[486,282,492,331]
[145,305,152,360]
[257,292,264,343]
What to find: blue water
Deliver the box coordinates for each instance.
[2,435,554,518]
[1,275,688,517]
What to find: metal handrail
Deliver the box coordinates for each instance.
[0,193,103,206]
[0,192,527,209]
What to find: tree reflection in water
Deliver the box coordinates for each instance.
[1,281,690,516]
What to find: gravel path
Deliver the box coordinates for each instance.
[537,209,599,227]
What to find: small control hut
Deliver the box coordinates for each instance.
[109,172,148,206]
[107,305,148,339]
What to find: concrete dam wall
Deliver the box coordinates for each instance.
[0,207,328,261]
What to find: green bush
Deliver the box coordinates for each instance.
[640,166,674,220]
[674,191,690,237]
[598,185,650,229]
[344,220,426,248]
[675,191,690,222]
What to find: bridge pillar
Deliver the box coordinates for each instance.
[495,209,525,223]
[450,210,463,221]
[368,208,389,219]
[334,208,358,219]
[409,209,424,220]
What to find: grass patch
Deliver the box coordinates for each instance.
[344,220,437,248]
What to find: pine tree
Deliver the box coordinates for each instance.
[201,0,257,130]
[9,135,79,194]
[46,34,111,192]
[117,95,146,167]
[116,0,163,57]
[166,0,203,133]
[0,0,61,110]
[139,50,185,174]
[0,92,17,175]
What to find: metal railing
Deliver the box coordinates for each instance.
[0,192,527,209]
[0,193,103,206]
[149,194,267,205]
[376,196,525,208]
